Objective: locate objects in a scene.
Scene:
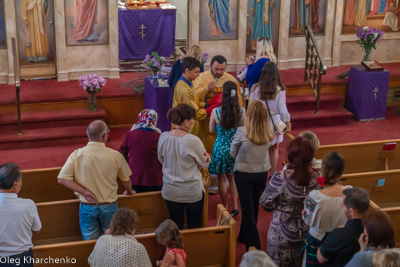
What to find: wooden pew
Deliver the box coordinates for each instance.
[20,167,125,203]
[32,204,236,267]
[33,191,209,245]
[370,201,400,248]
[285,133,400,174]
[341,169,400,206]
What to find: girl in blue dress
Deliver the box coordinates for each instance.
[209,81,245,216]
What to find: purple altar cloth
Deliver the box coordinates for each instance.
[144,76,172,132]
[346,66,390,121]
[119,8,176,60]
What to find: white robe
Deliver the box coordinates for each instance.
[383,0,399,31]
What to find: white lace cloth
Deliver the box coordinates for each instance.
[88,234,152,267]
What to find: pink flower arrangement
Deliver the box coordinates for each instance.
[79,74,106,94]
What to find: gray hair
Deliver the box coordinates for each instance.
[240,250,277,267]
[87,120,107,140]
[0,163,21,190]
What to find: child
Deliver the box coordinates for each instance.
[298,131,321,170]
[155,219,187,267]
[209,81,245,216]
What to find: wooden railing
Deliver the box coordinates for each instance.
[304,26,327,114]
[11,37,22,135]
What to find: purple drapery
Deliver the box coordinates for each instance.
[144,76,172,132]
[118,9,176,60]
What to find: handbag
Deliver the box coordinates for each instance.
[265,100,287,135]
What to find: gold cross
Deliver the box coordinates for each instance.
[373,86,379,100]
[140,24,146,39]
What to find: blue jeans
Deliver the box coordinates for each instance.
[79,202,118,240]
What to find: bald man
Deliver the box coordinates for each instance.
[58,120,134,240]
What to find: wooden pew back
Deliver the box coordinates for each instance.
[32,204,236,267]
[285,134,400,174]
[371,201,400,248]
[20,167,125,203]
[342,169,400,206]
[33,191,208,245]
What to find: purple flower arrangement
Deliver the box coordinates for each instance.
[355,26,384,60]
[143,51,167,74]
[202,53,209,65]
[79,74,106,94]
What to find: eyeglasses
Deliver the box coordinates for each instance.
[102,128,110,137]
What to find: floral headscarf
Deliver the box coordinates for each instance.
[131,109,161,133]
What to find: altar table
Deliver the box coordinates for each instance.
[144,76,172,132]
[346,66,390,121]
[118,8,176,60]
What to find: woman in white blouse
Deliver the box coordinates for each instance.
[249,61,291,177]
[158,104,210,230]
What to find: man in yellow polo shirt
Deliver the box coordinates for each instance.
[58,120,134,240]
[193,55,243,152]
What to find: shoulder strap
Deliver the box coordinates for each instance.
[216,107,221,121]
[264,100,277,131]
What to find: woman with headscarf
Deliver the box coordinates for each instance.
[119,109,163,193]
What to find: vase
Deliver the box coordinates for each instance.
[363,49,371,61]
[87,92,97,112]
[151,68,159,79]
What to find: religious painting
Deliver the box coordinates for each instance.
[15,0,56,64]
[342,0,400,34]
[0,0,5,48]
[199,0,239,40]
[65,0,109,46]
[245,0,281,53]
[289,0,326,36]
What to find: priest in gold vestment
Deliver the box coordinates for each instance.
[193,55,243,153]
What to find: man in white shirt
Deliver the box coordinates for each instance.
[0,163,42,267]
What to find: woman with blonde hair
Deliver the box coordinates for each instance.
[230,100,273,250]
[245,37,277,90]
[168,45,204,106]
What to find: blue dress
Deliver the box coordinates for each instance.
[209,107,242,175]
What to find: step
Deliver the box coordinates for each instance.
[0,125,89,150]
[0,108,107,131]
[290,108,353,130]
[287,93,345,111]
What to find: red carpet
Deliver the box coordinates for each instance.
[0,72,147,105]
[279,62,400,87]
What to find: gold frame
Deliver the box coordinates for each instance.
[199,0,240,41]
[64,0,109,46]
[288,0,327,37]
[0,0,6,49]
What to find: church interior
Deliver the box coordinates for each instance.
[0,0,400,266]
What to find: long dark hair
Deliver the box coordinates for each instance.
[220,81,241,130]
[287,137,315,186]
[257,61,286,101]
